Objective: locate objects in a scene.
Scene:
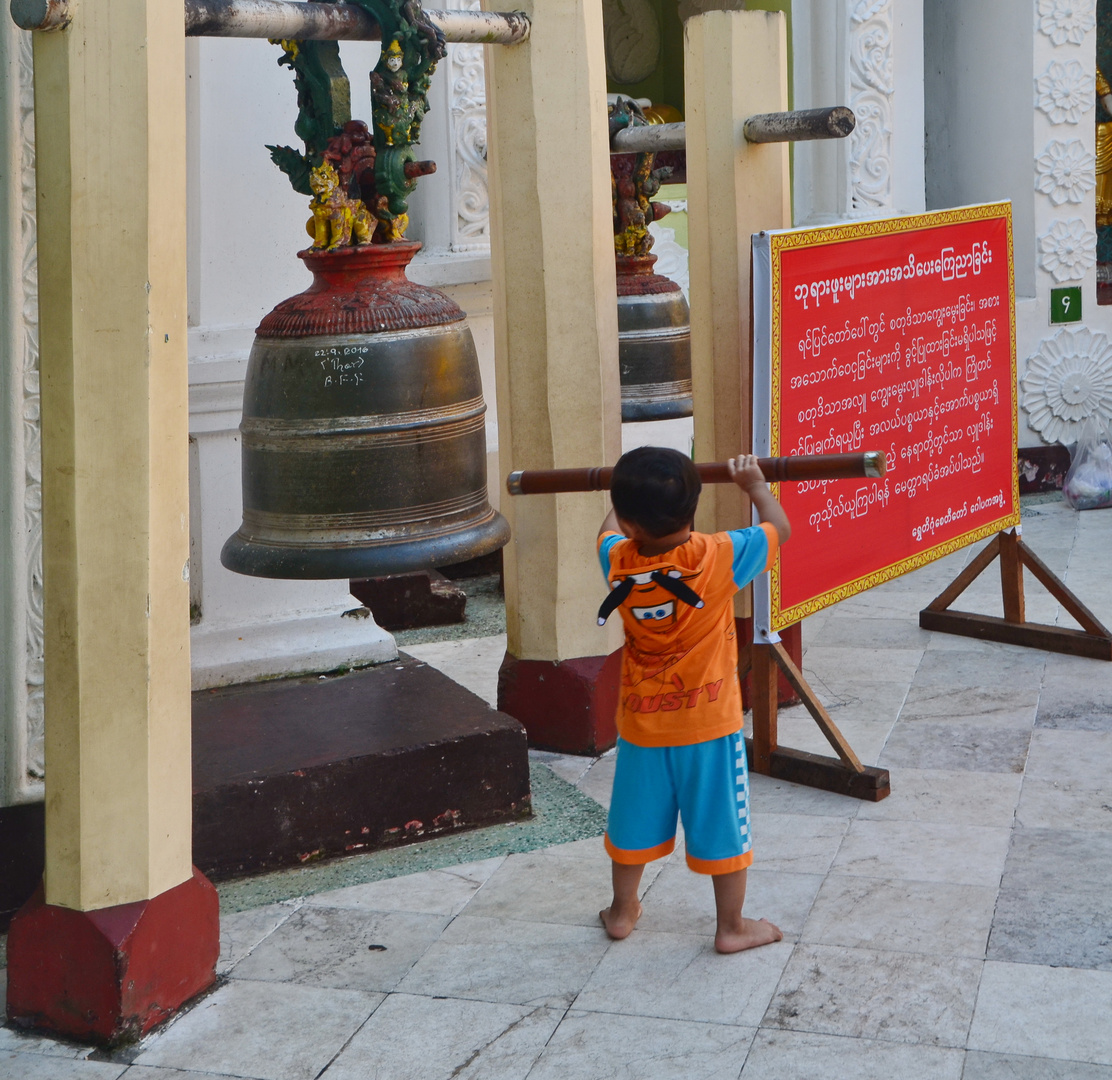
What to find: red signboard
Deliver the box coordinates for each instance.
[752,203,1020,631]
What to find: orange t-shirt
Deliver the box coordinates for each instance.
[597,524,778,747]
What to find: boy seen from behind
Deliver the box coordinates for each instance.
[596,446,791,953]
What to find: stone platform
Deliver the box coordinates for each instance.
[192,656,531,879]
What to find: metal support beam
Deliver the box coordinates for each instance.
[10,0,531,43]
[610,106,855,154]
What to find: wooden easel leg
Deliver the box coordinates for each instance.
[750,643,778,775]
[999,529,1025,624]
[741,640,890,800]
[921,531,1112,660]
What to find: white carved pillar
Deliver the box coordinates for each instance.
[0,20,43,807]
[791,0,924,225]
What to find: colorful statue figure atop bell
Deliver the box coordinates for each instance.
[222,1,507,579]
[609,97,693,423]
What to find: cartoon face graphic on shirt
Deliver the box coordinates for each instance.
[611,566,702,633]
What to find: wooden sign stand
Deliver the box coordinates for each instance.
[920,527,1112,660]
[738,637,891,802]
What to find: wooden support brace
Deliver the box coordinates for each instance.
[920,530,1112,660]
[742,640,888,801]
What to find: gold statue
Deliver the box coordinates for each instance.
[307,160,373,250]
[1097,69,1112,228]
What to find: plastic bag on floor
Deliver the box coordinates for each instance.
[1063,422,1112,510]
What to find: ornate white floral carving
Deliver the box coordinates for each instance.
[1023,327,1112,445]
[1035,139,1096,205]
[446,0,489,251]
[1039,218,1098,281]
[1037,0,1096,46]
[847,0,894,213]
[18,30,43,782]
[1035,61,1095,124]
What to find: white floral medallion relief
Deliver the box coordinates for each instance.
[1036,61,1095,124]
[847,0,894,212]
[1035,139,1096,205]
[1039,218,1098,281]
[1023,327,1112,445]
[1037,0,1096,46]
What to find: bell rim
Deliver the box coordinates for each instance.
[219,512,511,581]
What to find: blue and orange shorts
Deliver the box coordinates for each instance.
[604,730,753,875]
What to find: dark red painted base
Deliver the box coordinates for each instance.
[737,618,803,709]
[5,867,219,1046]
[498,650,622,755]
[349,570,467,631]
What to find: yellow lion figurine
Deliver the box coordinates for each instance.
[307,160,373,250]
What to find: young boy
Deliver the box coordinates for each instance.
[596,446,791,954]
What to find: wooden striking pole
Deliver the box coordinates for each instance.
[507,450,886,496]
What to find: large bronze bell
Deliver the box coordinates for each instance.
[221,241,509,579]
[616,252,693,422]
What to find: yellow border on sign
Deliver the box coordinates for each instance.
[767,203,1021,630]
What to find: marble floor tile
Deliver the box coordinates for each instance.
[305,856,505,916]
[635,861,821,940]
[401,635,506,708]
[961,1051,1112,1079]
[800,874,996,958]
[747,772,863,819]
[320,993,562,1080]
[463,849,661,928]
[540,835,612,863]
[530,750,594,786]
[968,961,1112,1064]
[999,827,1112,892]
[739,1029,964,1080]
[830,818,1010,888]
[1023,729,1112,787]
[987,884,1112,970]
[132,980,381,1080]
[1040,653,1112,686]
[0,1022,91,1060]
[907,645,1045,689]
[528,1010,756,1080]
[0,1056,126,1079]
[764,943,981,1047]
[122,1070,248,1079]
[573,929,791,1027]
[802,646,925,685]
[773,716,894,766]
[803,616,933,650]
[217,902,300,976]
[1035,686,1112,730]
[395,915,610,1008]
[746,812,849,876]
[787,679,909,726]
[1016,777,1112,833]
[898,684,1041,725]
[879,722,1032,774]
[228,905,449,992]
[856,767,1022,828]
[575,753,616,809]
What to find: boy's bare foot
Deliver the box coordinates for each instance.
[714,916,782,954]
[600,901,642,940]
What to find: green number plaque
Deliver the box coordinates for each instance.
[1050,286,1082,325]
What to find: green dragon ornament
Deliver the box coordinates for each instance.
[266,0,445,245]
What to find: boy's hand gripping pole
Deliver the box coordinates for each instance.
[506,450,886,496]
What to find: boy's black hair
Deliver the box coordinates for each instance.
[610,446,701,538]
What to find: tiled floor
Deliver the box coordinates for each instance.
[3,497,1112,1079]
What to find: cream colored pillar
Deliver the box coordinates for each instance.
[34,0,193,910]
[485,0,622,666]
[685,9,791,543]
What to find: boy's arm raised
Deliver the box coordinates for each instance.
[728,454,791,545]
[599,504,621,538]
